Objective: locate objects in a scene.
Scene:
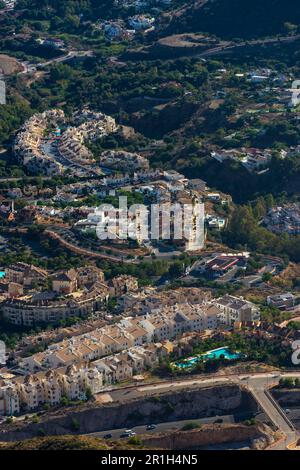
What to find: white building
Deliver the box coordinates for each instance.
[214,295,260,325]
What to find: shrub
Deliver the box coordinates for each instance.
[70,417,80,432]
[181,422,201,431]
[128,436,142,446]
[32,415,40,424]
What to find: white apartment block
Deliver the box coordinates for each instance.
[0,364,103,416]
[214,294,260,325]
[18,299,228,374]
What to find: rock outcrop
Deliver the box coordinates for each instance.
[142,423,275,450]
[0,384,258,442]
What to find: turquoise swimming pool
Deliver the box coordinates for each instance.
[174,347,241,369]
[0,271,5,279]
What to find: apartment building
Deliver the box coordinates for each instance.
[264,204,300,235]
[51,269,78,295]
[58,112,117,165]
[6,262,48,288]
[99,150,149,171]
[0,380,20,416]
[93,342,163,383]
[2,284,108,326]
[267,293,296,311]
[14,109,65,176]
[2,265,109,326]
[214,295,260,325]
[110,275,139,296]
[17,298,222,373]
[0,364,103,415]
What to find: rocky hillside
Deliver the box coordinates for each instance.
[0,423,277,450]
[0,385,253,442]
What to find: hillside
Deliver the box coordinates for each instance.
[0,435,150,451]
[162,0,300,39]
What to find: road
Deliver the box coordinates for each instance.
[86,414,235,441]
[280,307,300,328]
[95,371,300,449]
[37,50,94,68]
[199,34,300,59]
[18,50,94,75]
[44,227,141,264]
[249,387,296,449]
[41,139,101,178]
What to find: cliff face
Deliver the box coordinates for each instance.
[272,389,300,407]
[142,423,275,450]
[0,385,258,442]
[0,424,275,450]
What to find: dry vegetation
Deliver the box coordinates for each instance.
[0,54,24,75]
[0,435,149,450]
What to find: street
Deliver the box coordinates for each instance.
[86,414,236,441]
[95,371,300,449]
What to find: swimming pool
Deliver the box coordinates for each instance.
[174,347,241,369]
[0,271,5,279]
[203,347,241,361]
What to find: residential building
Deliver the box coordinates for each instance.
[267,293,296,311]
[214,295,260,325]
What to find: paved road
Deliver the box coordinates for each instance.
[86,414,235,441]
[38,50,94,68]
[44,227,142,264]
[249,387,296,449]
[199,34,300,59]
[17,50,94,76]
[98,371,300,449]
[103,372,299,401]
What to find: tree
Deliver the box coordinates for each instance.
[65,14,80,31]
[262,272,272,283]
[128,436,142,446]
[70,417,80,432]
[50,64,75,81]
[295,378,300,388]
[85,387,93,401]
[279,377,295,388]
[168,261,184,279]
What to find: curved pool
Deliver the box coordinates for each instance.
[175,347,241,369]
